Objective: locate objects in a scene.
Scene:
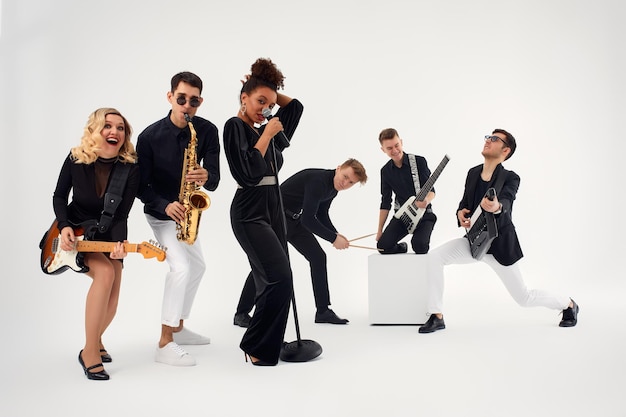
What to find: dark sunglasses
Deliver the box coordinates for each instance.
[176,95,201,108]
[484,135,508,146]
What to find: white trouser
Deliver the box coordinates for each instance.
[427,237,570,314]
[146,214,206,327]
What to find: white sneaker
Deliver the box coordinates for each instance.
[155,342,196,366]
[173,327,211,345]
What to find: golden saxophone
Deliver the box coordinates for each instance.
[176,113,211,244]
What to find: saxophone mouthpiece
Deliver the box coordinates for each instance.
[184,113,191,123]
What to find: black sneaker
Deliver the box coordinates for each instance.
[559,299,579,327]
[233,313,251,328]
[315,309,349,324]
[418,314,446,333]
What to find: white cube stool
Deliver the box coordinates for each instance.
[368,253,429,324]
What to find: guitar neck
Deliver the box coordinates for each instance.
[75,241,139,253]
[415,155,450,201]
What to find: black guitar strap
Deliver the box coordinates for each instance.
[491,168,507,201]
[96,162,132,234]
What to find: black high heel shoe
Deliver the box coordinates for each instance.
[244,352,276,366]
[78,350,110,380]
[100,349,112,363]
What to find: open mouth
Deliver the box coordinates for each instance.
[106,138,119,145]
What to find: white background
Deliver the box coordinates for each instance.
[1,1,624,416]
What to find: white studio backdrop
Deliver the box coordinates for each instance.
[0,0,624,357]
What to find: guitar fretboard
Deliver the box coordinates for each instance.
[52,237,139,254]
[416,155,450,201]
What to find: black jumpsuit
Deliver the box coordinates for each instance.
[223,99,304,364]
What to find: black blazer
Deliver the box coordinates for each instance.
[457,163,523,266]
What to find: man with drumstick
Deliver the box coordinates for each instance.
[233,158,368,326]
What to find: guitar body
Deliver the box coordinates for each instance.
[393,196,426,234]
[393,154,450,234]
[39,219,166,275]
[40,220,89,275]
[467,211,498,260]
[466,188,499,260]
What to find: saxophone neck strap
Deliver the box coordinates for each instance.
[97,162,132,234]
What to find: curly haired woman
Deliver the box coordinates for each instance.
[223,58,304,366]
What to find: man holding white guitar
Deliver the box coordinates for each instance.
[418,129,579,334]
[376,128,438,255]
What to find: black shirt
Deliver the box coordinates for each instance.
[136,112,220,220]
[52,154,140,242]
[281,168,338,243]
[380,153,433,211]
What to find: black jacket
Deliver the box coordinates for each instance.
[458,163,523,266]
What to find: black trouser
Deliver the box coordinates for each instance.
[236,217,331,315]
[377,211,437,254]
[232,218,293,365]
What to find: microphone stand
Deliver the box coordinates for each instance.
[270,138,322,363]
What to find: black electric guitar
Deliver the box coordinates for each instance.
[394,155,450,233]
[40,220,166,275]
[466,187,498,260]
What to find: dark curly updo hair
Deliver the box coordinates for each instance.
[241,58,285,95]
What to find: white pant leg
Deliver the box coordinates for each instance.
[426,238,477,313]
[483,256,570,310]
[146,214,206,327]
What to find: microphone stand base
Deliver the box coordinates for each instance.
[280,339,323,362]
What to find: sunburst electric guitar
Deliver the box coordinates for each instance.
[394,155,450,233]
[40,220,166,275]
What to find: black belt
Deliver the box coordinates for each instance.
[285,208,302,220]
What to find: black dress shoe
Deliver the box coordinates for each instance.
[315,309,349,324]
[418,314,446,333]
[234,313,251,328]
[398,242,408,253]
[100,349,112,363]
[559,299,579,327]
[78,350,110,381]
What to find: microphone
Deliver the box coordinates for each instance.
[262,108,290,148]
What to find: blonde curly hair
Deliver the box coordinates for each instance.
[71,108,137,164]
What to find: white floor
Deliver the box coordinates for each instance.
[2,241,624,417]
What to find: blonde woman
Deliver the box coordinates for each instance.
[52,108,139,380]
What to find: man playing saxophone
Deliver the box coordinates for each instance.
[137,71,220,366]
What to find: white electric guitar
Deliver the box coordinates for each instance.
[394,155,450,233]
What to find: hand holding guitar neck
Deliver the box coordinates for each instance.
[482,187,501,213]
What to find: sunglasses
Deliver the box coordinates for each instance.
[176,95,201,108]
[484,135,508,146]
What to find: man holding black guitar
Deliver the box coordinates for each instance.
[418,129,579,333]
[376,128,441,255]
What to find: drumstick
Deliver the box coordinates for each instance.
[348,233,376,242]
[348,244,382,251]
